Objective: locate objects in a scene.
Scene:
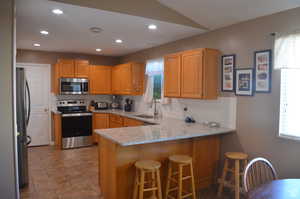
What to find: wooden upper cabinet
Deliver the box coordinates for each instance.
[112,65,122,94]
[181,49,203,98]
[90,65,112,94]
[164,54,181,97]
[164,48,219,99]
[121,63,133,94]
[112,62,145,95]
[75,60,89,78]
[59,59,75,78]
[132,62,146,95]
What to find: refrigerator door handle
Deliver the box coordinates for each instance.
[26,135,32,145]
[25,80,31,127]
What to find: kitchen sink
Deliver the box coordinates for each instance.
[134,114,155,119]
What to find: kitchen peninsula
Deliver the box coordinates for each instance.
[95,113,234,199]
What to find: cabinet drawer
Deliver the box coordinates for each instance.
[109,114,123,124]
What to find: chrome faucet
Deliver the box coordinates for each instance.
[153,99,159,118]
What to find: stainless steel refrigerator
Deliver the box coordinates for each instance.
[16,68,31,188]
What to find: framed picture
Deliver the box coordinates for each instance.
[254,49,272,93]
[235,68,254,96]
[221,54,236,92]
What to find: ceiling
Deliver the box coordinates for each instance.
[158,0,300,30]
[17,0,300,56]
[16,0,204,56]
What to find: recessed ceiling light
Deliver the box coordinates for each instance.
[40,30,49,35]
[52,9,63,15]
[90,27,103,34]
[148,24,157,30]
[33,43,41,47]
[96,48,102,52]
[115,39,123,43]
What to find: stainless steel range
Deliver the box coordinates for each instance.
[57,100,93,149]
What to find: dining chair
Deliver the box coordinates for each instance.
[243,157,278,192]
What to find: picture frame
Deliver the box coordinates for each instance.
[221,54,236,92]
[235,68,254,96]
[254,49,272,93]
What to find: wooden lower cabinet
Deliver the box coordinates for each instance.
[98,135,221,199]
[109,114,124,128]
[93,113,109,143]
[52,112,62,149]
[123,117,144,127]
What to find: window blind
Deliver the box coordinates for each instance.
[279,69,300,139]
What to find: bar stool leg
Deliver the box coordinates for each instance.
[165,162,172,199]
[177,164,183,199]
[151,171,156,197]
[234,160,240,199]
[190,162,197,199]
[139,170,145,199]
[133,169,139,199]
[217,159,229,197]
[156,169,163,199]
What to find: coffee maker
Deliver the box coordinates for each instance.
[124,98,133,112]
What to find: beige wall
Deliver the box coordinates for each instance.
[121,7,300,178]
[17,49,120,66]
[0,0,18,197]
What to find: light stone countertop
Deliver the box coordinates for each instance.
[94,109,235,146]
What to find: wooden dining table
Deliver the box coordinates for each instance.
[247,179,300,199]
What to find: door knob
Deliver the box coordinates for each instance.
[44,108,49,112]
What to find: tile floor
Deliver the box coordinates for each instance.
[20,145,235,199]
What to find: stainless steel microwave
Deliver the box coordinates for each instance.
[60,78,89,95]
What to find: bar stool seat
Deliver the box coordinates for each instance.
[225,152,248,160]
[169,155,192,164]
[135,160,161,170]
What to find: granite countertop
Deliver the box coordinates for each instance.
[94,110,235,146]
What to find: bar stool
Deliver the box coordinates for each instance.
[217,152,248,199]
[133,160,163,199]
[165,155,197,199]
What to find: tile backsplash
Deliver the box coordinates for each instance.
[52,94,237,129]
[130,96,237,128]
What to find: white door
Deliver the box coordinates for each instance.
[17,63,51,146]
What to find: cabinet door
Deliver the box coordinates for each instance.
[75,60,89,78]
[59,59,75,78]
[121,63,133,94]
[131,62,145,95]
[109,121,123,128]
[90,65,112,94]
[93,113,109,143]
[164,54,181,97]
[109,114,123,128]
[123,117,144,127]
[181,50,204,98]
[112,65,122,94]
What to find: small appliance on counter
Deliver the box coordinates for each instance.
[124,98,133,112]
[94,101,109,110]
[111,95,122,109]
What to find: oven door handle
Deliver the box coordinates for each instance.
[62,113,93,117]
